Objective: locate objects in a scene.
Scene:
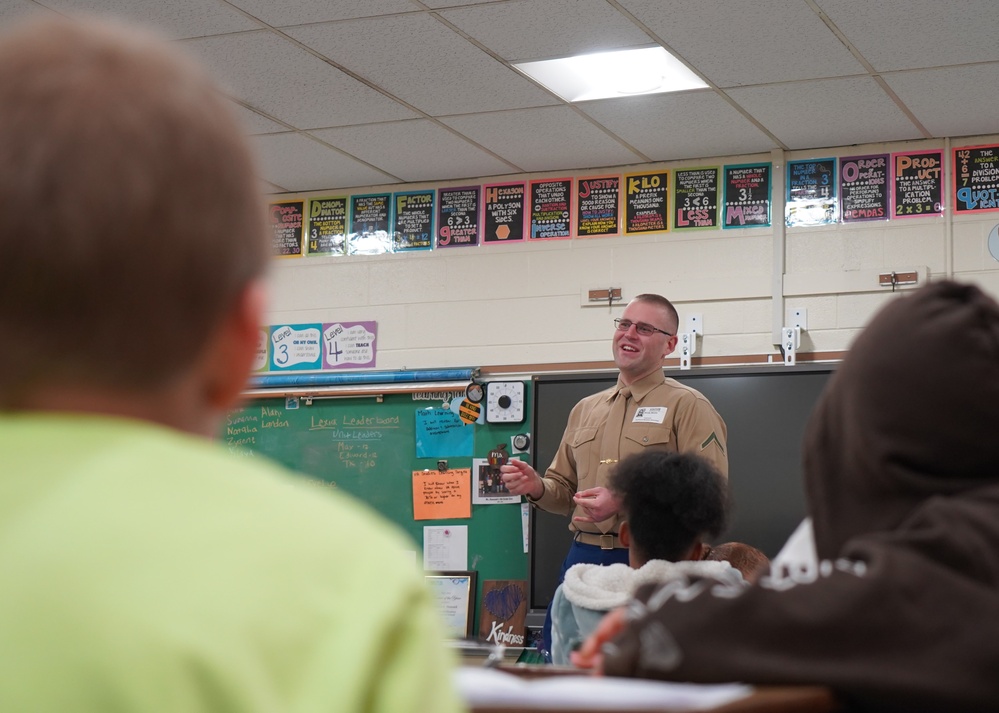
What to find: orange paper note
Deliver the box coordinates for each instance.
[413,468,471,520]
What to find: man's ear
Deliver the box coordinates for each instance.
[201,279,267,414]
[662,334,678,359]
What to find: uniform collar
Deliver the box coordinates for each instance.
[610,368,666,404]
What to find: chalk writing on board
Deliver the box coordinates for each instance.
[892,150,943,217]
[529,178,572,239]
[577,176,620,236]
[624,171,668,234]
[723,164,771,228]
[954,144,999,213]
[437,186,480,247]
[674,167,719,229]
[840,154,888,222]
[269,200,304,256]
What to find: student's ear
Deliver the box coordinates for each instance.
[202,279,267,415]
[619,521,631,548]
[684,540,706,561]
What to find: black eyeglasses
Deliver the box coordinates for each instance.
[614,319,672,337]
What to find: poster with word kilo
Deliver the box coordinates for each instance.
[577,175,620,236]
[348,193,393,255]
[624,171,668,234]
[437,186,480,247]
[393,191,434,251]
[723,164,771,228]
[269,200,304,257]
[892,150,943,218]
[954,144,999,213]
[529,178,572,239]
[674,167,719,230]
[306,196,348,256]
[483,183,526,244]
[786,159,837,226]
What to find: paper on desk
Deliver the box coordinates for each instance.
[455,667,752,711]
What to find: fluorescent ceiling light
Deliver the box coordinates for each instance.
[514,46,708,102]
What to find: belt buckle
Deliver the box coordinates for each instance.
[599,534,614,550]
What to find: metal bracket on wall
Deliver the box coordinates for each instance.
[587,287,622,306]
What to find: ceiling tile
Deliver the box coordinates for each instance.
[578,91,778,161]
[727,77,923,149]
[618,0,865,86]
[0,1,52,23]
[440,106,644,171]
[253,133,398,192]
[227,0,417,28]
[183,31,417,129]
[286,13,558,115]
[38,0,259,38]
[817,0,999,71]
[311,119,516,182]
[440,0,651,62]
[229,103,289,135]
[883,65,999,138]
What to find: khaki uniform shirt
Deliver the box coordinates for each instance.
[532,368,728,539]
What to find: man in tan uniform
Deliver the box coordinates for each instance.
[500,293,727,658]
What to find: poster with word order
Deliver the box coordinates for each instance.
[322,321,377,370]
[954,144,999,213]
[393,190,434,251]
[723,163,771,228]
[786,158,837,226]
[576,175,620,236]
[483,182,526,244]
[674,167,719,230]
[437,186,480,247]
[269,200,304,257]
[892,150,943,218]
[348,193,393,255]
[840,154,889,222]
[269,323,322,371]
[306,196,348,256]
[413,469,471,521]
[529,178,572,240]
[624,171,669,234]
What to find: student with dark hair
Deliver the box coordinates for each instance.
[549,451,741,665]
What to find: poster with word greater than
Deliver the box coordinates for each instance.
[437,186,480,247]
[349,193,392,255]
[577,175,620,236]
[393,191,434,251]
[483,183,526,244]
[954,144,999,213]
[839,155,889,222]
[269,200,304,257]
[624,171,668,234]
[723,163,771,228]
[268,321,377,372]
[893,150,943,218]
[306,196,348,256]
[674,167,719,230]
[786,158,837,226]
[413,469,471,521]
[529,178,573,240]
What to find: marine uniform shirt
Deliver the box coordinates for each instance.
[531,368,728,535]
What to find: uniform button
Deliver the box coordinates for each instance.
[642,437,648,443]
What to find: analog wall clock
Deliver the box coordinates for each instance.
[485,381,526,423]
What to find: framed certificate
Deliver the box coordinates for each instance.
[425,571,477,638]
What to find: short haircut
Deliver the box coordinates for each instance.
[610,450,729,562]
[633,293,679,334]
[0,17,269,405]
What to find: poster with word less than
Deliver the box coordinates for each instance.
[270,323,322,371]
[576,175,620,237]
[839,155,889,222]
[624,171,668,235]
[954,144,999,213]
[437,186,480,247]
[674,167,719,230]
[529,178,572,240]
[892,150,943,218]
[483,183,526,244]
[723,163,771,228]
[786,158,837,226]
[269,200,304,257]
[393,191,434,252]
[306,196,348,256]
[348,193,393,255]
[322,321,377,370]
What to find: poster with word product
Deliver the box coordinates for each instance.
[348,193,393,255]
[839,154,889,222]
[437,186,480,247]
[674,167,719,230]
[954,144,999,213]
[483,183,526,244]
[892,150,943,218]
[529,178,572,240]
[270,323,322,371]
[786,158,837,226]
[624,171,669,234]
[269,200,304,257]
[322,320,377,369]
[306,196,348,256]
[723,163,771,228]
[576,175,620,236]
[393,191,434,251]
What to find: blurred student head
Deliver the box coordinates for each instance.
[610,451,729,568]
[703,542,770,584]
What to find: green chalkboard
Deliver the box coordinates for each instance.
[223,388,530,629]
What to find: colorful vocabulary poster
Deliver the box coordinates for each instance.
[786,158,837,226]
[674,167,719,230]
[306,196,348,256]
[839,154,889,222]
[322,321,377,369]
[269,200,305,257]
[529,178,572,240]
[483,182,526,244]
[437,186,480,247]
[723,163,771,228]
[576,175,620,236]
[269,323,322,371]
[348,193,392,255]
[892,150,943,218]
[954,144,999,213]
[392,190,434,251]
[624,171,669,234]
